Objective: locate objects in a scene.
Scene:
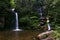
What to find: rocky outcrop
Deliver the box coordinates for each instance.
[0,17,5,28]
[37,30,56,40]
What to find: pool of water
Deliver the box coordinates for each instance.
[0,30,40,40]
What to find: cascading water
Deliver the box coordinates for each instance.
[13,12,22,31]
[11,8,22,31]
[15,12,19,29]
[47,18,51,31]
[39,5,51,31]
[47,23,51,31]
[39,7,43,16]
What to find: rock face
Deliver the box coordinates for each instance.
[0,17,5,28]
[37,30,56,40]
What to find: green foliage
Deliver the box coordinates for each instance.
[10,0,16,8]
[50,31,60,40]
[0,0,60,33]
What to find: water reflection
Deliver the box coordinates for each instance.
[0,30,40,40]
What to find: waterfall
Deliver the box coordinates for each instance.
[39,7,43,16]
[15,12,19,29]
[46,18,51,31]
[11,8,22,31]
[47,23,51,31]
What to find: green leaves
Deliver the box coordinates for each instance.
[0,0,60,32]
[10,0,16,8]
